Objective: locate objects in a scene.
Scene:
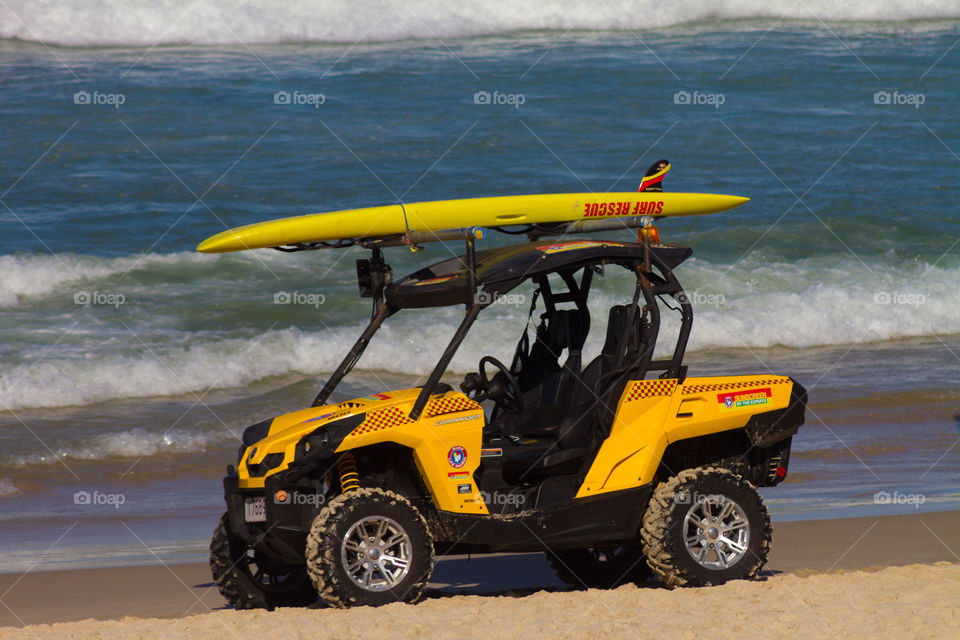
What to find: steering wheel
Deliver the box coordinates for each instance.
[461,356,524,414]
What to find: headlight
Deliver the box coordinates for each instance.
[297,428,330,458]
[294,413,366,461]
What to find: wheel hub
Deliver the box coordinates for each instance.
[682,494,750,570]
[341,516,412,592]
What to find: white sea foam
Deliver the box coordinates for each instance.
[0,249,308,307]
[0,478,20,496]
[5,428,224,467]
[1,250,958,410]
[0,251,219,307]
[1,0,957,47]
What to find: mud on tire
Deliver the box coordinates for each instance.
[306,488,434,608]
[640,466,771,587]
[548,544,653,589]
[209,512,317,609]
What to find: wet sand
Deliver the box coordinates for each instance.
[0,509,958,636]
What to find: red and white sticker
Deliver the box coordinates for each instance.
[718,388,771,409]
[447,446,467,468]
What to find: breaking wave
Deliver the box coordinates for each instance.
[1,0,957,47]
[3,428,225,467]
[1,250,958,410]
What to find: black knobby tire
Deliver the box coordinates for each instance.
[209,513,317,609]
[306,488,434,608]
[549,544,653,589]
[641,466,771,587]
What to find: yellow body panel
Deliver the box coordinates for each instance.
[238,404,350,487]
[241,375,792,509]
[238,389,490,514]
[665,375,794,443]
[575,375,793,498]
[197,192,749,253]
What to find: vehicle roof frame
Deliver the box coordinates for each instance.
[312,239,693,418]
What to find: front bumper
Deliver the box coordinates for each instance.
[223,469,328,565]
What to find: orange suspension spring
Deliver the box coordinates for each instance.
[338,452,360,493]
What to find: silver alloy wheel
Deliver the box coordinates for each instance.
[340,515,412,591]
[682,494,750,570]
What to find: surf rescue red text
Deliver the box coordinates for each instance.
[583,200,664,217]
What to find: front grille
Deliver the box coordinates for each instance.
[246,453,285,477]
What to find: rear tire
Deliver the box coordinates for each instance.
[548,544,653,589]
[306,488,434,608]
[641,467,771,587]
[209,513,317,609]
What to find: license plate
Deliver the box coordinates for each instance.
[244,496,266,522]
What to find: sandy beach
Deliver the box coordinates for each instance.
[1,510,957,638]
[4,563,959,640]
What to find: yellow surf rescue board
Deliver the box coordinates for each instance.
[197,192,748,253]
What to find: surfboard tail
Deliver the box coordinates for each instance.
[639,159,671,192]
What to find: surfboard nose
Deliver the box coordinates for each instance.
[710,194,748,206]
[196,233,230,253]
[717,195,750,211]
[197,228,256,253]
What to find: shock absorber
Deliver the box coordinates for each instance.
[338,452,360,493]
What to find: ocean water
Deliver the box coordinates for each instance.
[1,1,959,571]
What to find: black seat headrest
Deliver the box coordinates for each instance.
[549,309,590,354]
[602,305,631,355]
[602,305,647,359]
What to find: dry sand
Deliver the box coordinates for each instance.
[2,563,958,640]
[1,511,959,639]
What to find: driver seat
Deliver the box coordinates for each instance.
[574,304,648,405]
[501,305,647,483]
[501,400,597,483]
[501,309,589,437]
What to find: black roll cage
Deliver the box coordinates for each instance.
[312,237,693,421]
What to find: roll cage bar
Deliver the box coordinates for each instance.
[312,235,693,421]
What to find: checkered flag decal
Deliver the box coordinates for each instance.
[348,406,413,437]
[347,396,481,437]
[624,379,677,402]
[424,396,480,417]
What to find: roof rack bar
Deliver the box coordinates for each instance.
[359,227,484,249]
[525,216,653,240]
